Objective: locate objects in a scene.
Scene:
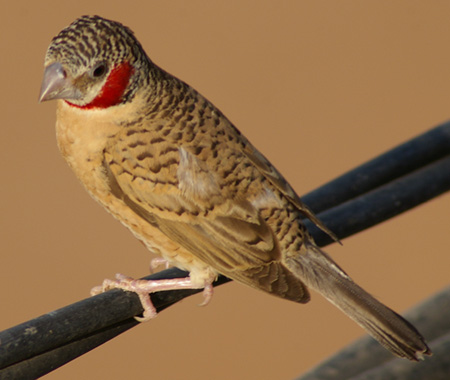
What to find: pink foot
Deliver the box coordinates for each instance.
[91,273,213,322]
[199,283,214,306]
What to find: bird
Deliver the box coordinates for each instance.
[40,15,431,361]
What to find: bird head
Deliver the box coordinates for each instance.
[39,15,150,109]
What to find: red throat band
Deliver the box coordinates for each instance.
[67,61,134,110]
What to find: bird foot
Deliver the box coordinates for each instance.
[91,273,213,322]
[198,283,214,306]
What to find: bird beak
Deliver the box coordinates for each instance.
[39,62,82,102]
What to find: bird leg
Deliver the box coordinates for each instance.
[91,273,214,322]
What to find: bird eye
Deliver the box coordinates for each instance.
[91,63,107,78]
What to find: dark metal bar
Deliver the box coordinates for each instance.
[297,286,450,380]
[302,121,450,213]
[305,155,450,246]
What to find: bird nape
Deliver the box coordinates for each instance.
[40,15,431,361]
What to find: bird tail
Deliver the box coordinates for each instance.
[283,243,431,361]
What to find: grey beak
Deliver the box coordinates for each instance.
[39,62,82,102]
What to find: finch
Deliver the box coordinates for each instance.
[40,15,430,360]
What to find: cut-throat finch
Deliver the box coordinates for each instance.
[40,15,431,361]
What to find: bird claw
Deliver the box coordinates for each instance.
[90,273,213,322]
[198,283,214,306]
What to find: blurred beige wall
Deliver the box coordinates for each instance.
[1,1,449,379]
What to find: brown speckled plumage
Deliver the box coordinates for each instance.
[40,15,431,360]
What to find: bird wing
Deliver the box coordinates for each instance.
[102,131,308,302]
[241,140,339,242]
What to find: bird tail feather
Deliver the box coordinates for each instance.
[283,244,431,361]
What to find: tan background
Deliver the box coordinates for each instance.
[1,1,449,379]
